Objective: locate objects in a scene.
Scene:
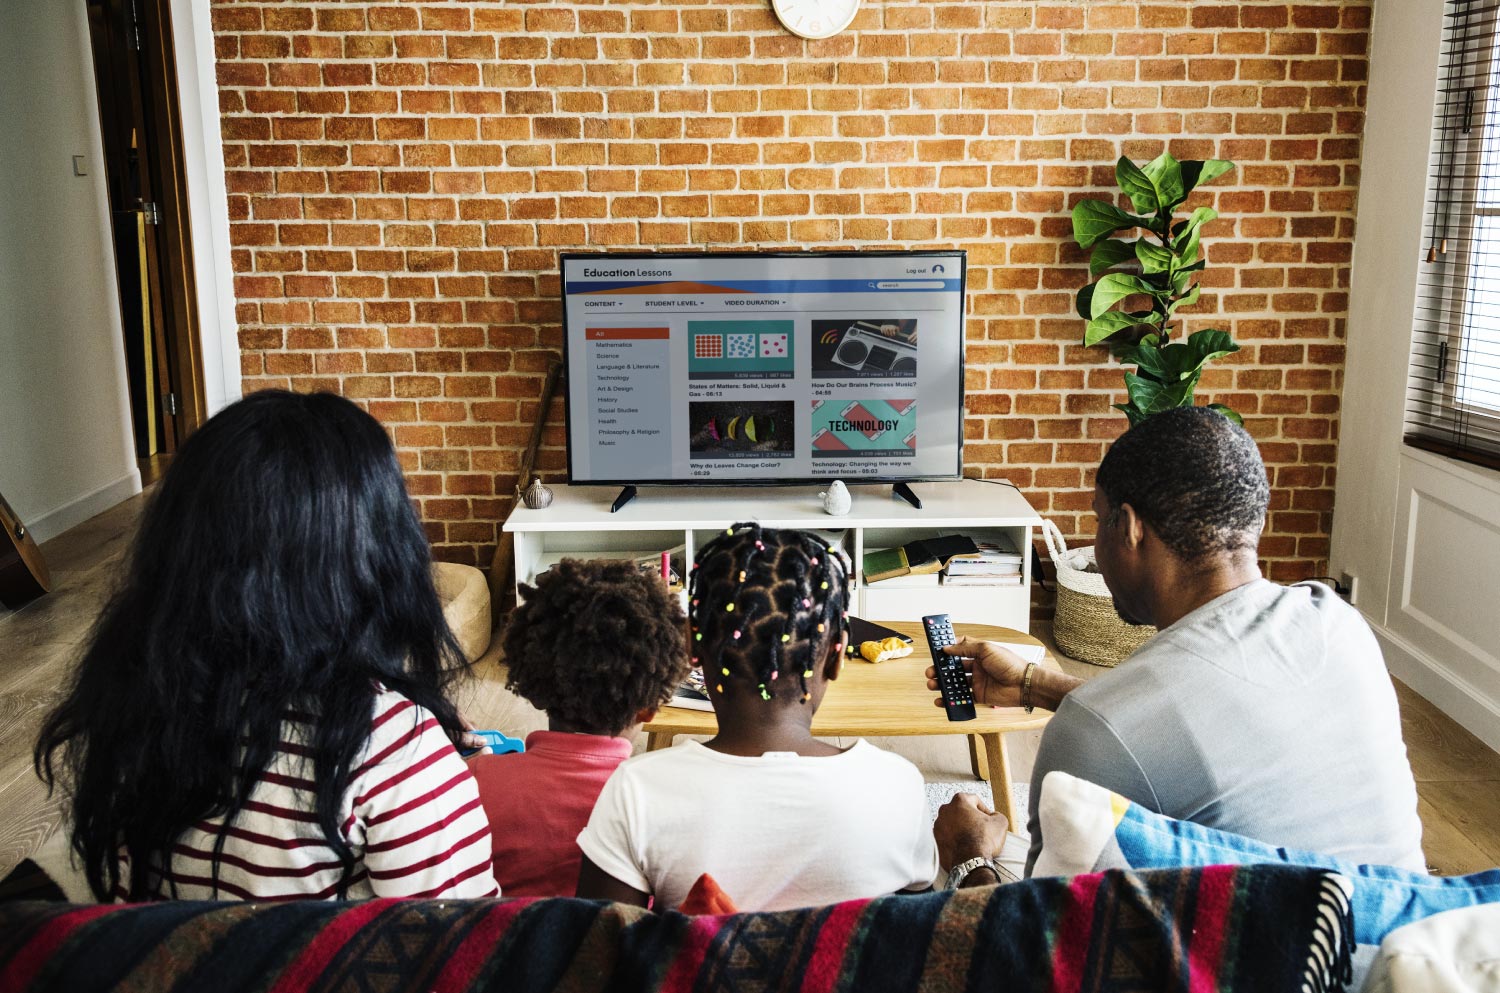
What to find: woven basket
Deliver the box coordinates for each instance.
[1042,520,1156,667]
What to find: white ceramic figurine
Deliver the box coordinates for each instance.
[820,479,851,516]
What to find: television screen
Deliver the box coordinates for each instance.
[560,251,966,485]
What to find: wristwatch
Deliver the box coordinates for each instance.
[944,856,1018,889]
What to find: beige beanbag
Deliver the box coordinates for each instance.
[433,562,492,662]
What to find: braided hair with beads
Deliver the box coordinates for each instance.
[688,523,852,704]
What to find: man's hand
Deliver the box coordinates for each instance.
[925,638,1083,712]
[925,637,1030,708]
[934,793,1008,872]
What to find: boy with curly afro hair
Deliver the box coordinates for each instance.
[467,557,689,897]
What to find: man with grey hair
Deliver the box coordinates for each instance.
[931,406,1424,885]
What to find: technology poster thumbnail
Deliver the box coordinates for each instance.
[810,398,917,459]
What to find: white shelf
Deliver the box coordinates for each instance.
[504,480,1043,629]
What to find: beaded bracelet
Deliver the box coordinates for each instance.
[1021,662,1038,714]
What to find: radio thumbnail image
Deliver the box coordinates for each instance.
[687,320,795,380]
[809,398,917,457]
[810,319,918,379]
[689,401,795,458]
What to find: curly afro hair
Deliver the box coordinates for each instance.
[502,558,690,735]
[1096,405,1270,561]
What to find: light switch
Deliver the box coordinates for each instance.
[72,155,87,176]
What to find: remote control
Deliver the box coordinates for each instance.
[922,613,976,721]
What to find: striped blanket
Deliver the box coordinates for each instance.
[0,865,1352,993]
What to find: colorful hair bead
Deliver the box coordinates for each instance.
[725,603,734,612]
[820,581,829,590]
[692,598,698,606]
[755,541,764,550]
[802,598,811,608]
[810,557,819,566]
[721,667,730,675]
[733,629,741,639]
[726,527,734,535]
[770,671,778,680]
[760,687,771,700]
[802,692,811,702]
[803,669,814,678]
[781,633,791,642]
[739,570,746,582]
[817,622,825,632]
[716,683,724,693]
[695,632,702,641]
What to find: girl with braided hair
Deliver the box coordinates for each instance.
[576,524,939,911]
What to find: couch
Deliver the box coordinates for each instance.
[0,864,1354,993]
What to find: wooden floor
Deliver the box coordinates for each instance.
[3,489,1498,881]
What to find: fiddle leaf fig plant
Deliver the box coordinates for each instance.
[1071,153,1241,426]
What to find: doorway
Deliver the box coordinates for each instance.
[84,0,205,466]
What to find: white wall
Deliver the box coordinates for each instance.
[1334,0,1500,752]
[0,0,141,541]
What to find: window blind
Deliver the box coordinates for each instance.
[1409,0,1500,471]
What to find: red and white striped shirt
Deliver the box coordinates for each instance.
[123,687,499,901]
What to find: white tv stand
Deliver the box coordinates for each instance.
[502,480,1043,630]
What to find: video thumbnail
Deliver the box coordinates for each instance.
[811,319,918,379]
[810,399,916,457]
[688,320,795,381]
[688,401,795,459]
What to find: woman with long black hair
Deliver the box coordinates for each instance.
[35,391,499,901]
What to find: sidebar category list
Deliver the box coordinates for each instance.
[584,326,672,480]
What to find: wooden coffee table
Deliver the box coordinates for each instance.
[642,622,1057,826]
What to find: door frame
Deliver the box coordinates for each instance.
[84,0,206,453]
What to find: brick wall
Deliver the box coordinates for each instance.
[212,0,1369,585]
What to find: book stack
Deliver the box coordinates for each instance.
[862,535,978,588]
[942,535,1026,586]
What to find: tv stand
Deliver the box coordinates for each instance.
[504,481,1043,630]
[609,485,638,514]
[891,481,923,509]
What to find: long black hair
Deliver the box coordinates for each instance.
[688,524,851,704]
[35,390,467,901]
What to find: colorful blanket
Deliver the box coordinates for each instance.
[0,866,1352,993]
[1032,770,1500,949]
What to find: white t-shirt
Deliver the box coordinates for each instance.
[576,739,940,912]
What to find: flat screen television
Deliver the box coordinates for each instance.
[560,250,967,486]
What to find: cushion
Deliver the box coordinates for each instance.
[0,861,65,904]
[433,562,492,662]
[676,873,738,915]
[1364,902,1500,993]
[1032,770,1500,948]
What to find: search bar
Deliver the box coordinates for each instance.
[874,280,945,289]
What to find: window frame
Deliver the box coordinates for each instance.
[1409,2,1500,463]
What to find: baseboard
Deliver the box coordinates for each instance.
[27,470,142,543]
[1373,621,1500,756]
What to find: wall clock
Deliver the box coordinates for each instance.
[771,0,860,40]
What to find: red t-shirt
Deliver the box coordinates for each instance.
[467,730,633,898]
